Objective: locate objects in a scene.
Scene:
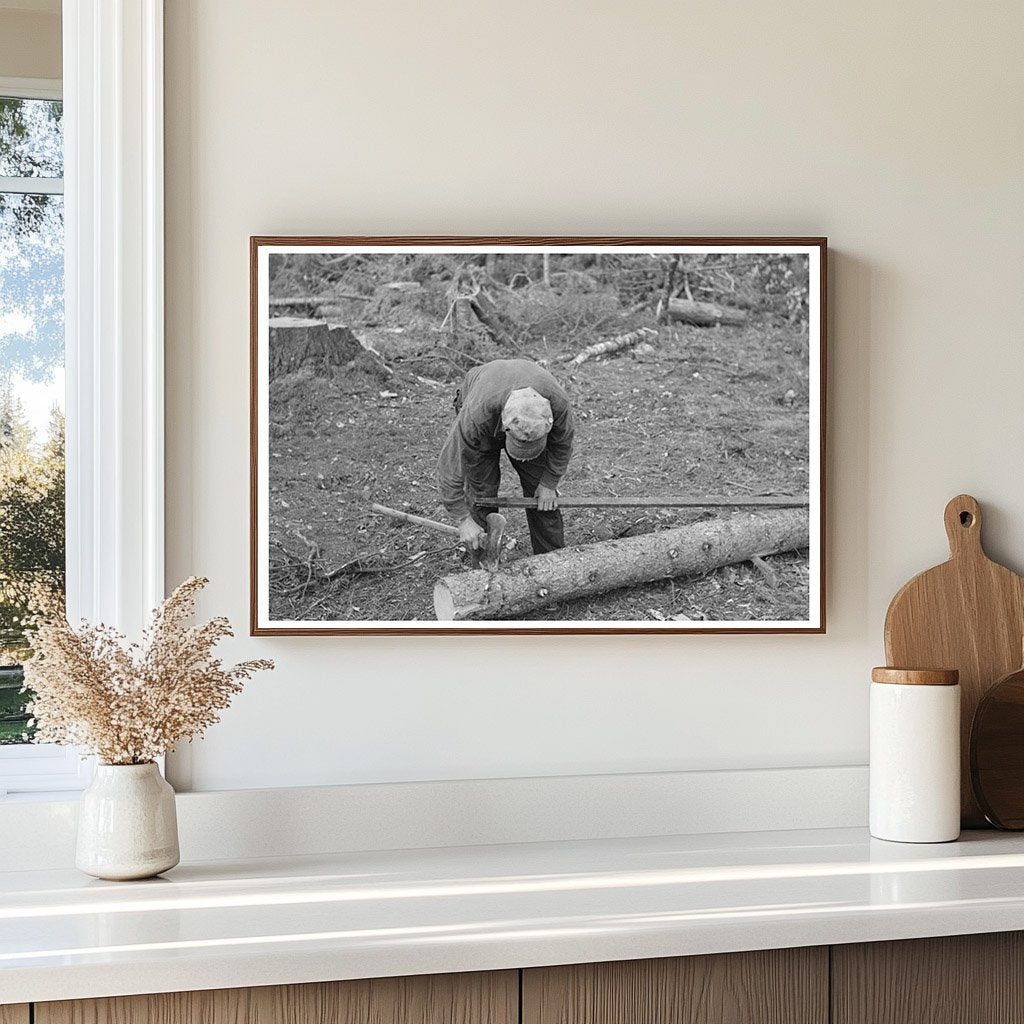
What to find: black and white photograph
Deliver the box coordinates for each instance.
[251,239,825,634]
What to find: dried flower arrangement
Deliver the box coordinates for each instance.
[23,577,273,765]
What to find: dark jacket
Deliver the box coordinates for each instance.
[438,359,574,519]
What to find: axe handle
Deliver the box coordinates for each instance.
[476,495,808,509]
[371,503,460,537]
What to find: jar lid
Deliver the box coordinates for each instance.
[871,667,959,686]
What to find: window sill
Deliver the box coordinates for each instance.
[0,789,86,804]
[0,746,94,799]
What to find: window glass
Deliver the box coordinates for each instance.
[0,97,63,178]
[0,97,65,745]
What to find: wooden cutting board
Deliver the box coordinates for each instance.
[884,494,1024,826]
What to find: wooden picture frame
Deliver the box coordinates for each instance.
[250,237,826,635]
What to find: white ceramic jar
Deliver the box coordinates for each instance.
[870,667,961,843]
[76,762,180,880]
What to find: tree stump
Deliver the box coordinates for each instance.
[268,317,362,378]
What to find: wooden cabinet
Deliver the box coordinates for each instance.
[522,948,828,1024]
[832,932,1024,1024]
[34,971,517,1024]
[14,933,1024,1023]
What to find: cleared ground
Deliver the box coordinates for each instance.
[267,315,811,623]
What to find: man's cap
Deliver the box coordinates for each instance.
[502,387,553,461]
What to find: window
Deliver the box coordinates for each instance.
[0,78,83,795]
[0,6,166,798]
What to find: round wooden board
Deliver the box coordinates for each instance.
[971,663,1024,829]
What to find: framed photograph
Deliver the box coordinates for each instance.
[250,237,826,635]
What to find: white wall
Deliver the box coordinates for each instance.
[164,1,1024,791]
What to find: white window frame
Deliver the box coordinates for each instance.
[0,77,64,195]
[0,0,164,797]
[0,76,61,102]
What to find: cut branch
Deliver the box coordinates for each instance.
[433,510,808,620]
[269,294,370,308]
[571,327,658,365]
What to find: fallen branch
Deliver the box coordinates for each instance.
[570,327,658,365]
[269,294,370,307]
[322,544,460,579]
[433,509,808,620]
[358,338,393,376]
[749,554,779,587]
[280,542,462,594]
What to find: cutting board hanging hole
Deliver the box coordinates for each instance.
[944,494,982,555]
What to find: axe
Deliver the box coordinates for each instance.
[370,503,507,571]
[477,512,507,572]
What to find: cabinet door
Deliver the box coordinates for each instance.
[523,948,828,1024]
[0,1007,29,1024]
[36,971,517,1024]
[832,932,1024,1024]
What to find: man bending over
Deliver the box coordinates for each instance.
[438,358,575,556]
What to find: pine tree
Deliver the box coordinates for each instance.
[0,390,34,459]
[0,390,65,662]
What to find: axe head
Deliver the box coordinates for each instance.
[480,512,507,572]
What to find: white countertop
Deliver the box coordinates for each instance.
[4,826,1024,1004]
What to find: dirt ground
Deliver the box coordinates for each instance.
[267,318,811,623]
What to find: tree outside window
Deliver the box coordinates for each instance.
[0,94,65,744]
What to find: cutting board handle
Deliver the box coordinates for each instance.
[944,494,983,558]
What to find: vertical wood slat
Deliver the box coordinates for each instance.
[522,948,828,1024]
[0,1007,30,1024]
[35,971,518,1024]
[832,932,1024,1024]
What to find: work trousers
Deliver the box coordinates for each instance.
[470,451,565,555]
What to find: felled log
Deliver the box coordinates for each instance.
[571,327,658,365]
[433,509,808,620]
[664,297,747,327]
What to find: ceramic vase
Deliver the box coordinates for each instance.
[76,762,180,880]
